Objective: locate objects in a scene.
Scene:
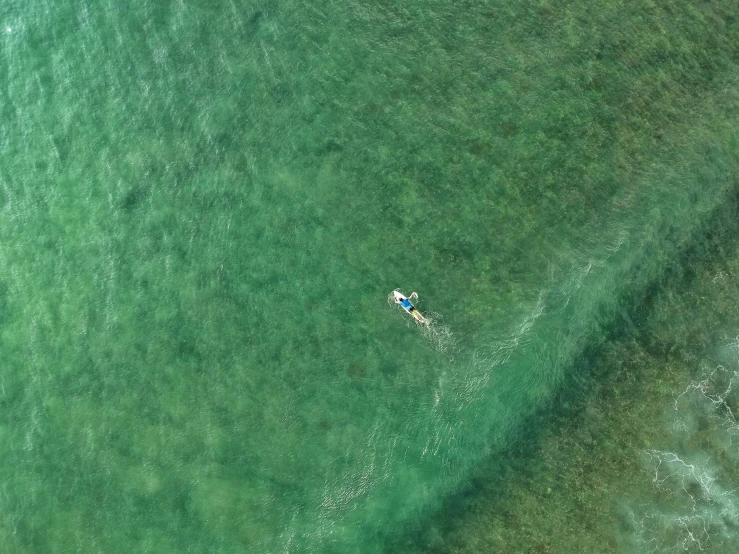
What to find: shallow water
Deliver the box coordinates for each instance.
[434,210,739,553]
[0,0,738,552]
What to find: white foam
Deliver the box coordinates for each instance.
[626,335,739,551]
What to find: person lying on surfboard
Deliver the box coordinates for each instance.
[392,290,427,324]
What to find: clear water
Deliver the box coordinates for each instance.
[435,218,739,553]
[0,0,737,552]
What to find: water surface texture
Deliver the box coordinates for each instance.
[0,0,738,552]
[428,200,739,553]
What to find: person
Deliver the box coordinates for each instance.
[394,291,426,324]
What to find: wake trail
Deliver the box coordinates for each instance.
[387,292,458,356]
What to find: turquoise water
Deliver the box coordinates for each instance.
[0,0,738,552]
[435,203,739,553]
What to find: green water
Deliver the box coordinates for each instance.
[0,0,737,552]
[434,197,739,553]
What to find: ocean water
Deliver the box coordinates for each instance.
[0,0,737,552]
[434,205,739,553]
